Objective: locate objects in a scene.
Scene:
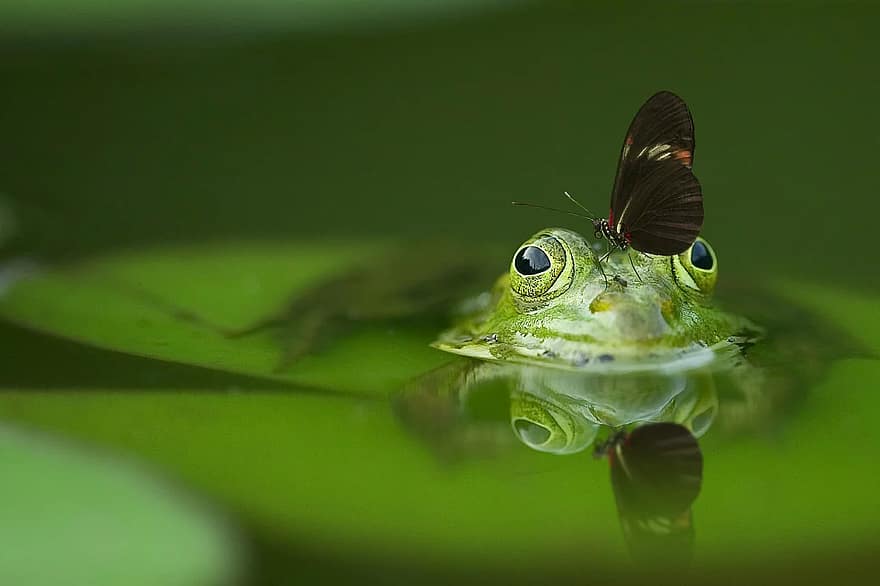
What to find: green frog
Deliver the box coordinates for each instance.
[395,224,856,456]
[392,227,825,566]
[396,226,761,457]
[434,227,758,372]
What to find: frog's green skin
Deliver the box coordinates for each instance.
[435,227,756,371]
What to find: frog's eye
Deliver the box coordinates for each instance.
[509,234,573,301]
[510,392,598,455]
[672,236,718,295]
[514,246,551,275]
[690,240,714,270]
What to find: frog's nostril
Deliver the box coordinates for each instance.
[590,295,614,313]
[513,419,551,445]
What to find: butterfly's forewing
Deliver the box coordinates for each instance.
[609,91,703,255]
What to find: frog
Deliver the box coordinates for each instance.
[392,226,841,566]
[392,224,865,565]
[397,224,856,452]
[433,226,758,372]
[395,225,753,460]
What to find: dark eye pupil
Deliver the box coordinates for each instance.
[691,241,713,270]
[515,246,551,275]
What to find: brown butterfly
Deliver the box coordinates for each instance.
[594,90,703,256]
[515,91,703,259]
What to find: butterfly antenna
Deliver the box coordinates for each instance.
[511,201,594,221]
[562,191,598,220]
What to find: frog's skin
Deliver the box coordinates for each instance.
[435,227,756,371]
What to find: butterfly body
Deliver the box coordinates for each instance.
[593,216,631,253]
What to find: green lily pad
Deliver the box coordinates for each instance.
[0,423,239,586]
[0,242,452,396]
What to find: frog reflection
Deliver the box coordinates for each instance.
[395,360,722,566]
[507,365,716,455]
[396,360,719,458]
[509,368,708,566]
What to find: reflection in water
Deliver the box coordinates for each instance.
[598,423,702,567]
[395,358,760,568]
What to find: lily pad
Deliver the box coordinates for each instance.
[0,242,452,397]
[0,423,239,586]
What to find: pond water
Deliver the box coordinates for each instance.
[1,2,879,585]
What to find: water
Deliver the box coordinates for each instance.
[1,2,879,584]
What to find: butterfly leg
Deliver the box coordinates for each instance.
[596,244,612,288]
[627,251,644,284]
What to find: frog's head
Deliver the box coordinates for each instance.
[436,227,733,369]
[508,227,718,307]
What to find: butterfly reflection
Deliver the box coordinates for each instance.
[597,423,703,568]
[395,360,716,567]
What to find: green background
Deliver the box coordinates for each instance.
[1,1,879,585]
[3,2,878,287]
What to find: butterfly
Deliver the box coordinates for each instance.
[515,91,703,259]
[593,90,703,257]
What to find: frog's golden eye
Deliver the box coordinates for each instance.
[672,236,718,295]
[509,234,573,301]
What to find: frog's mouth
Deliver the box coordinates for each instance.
[432,329,733,375]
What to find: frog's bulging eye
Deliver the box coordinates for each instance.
[513,419,552,445]
[673,236,718,295]
[514,246,551,275]
[509,234,573,302]
[690,240,714,271]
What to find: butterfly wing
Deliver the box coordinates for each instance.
[609,91,703,256]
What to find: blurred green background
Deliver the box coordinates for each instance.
[3,1,879,286]
[2,1,880,585]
